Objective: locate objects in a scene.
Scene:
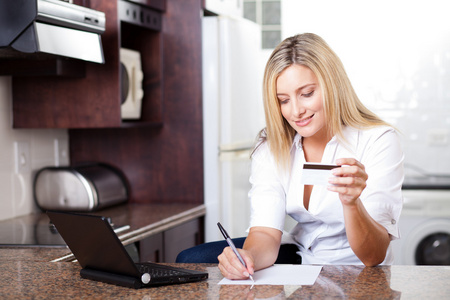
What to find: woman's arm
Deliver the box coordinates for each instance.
[218,226,282,279]
[328,158,390,266]
[342,197,390,266]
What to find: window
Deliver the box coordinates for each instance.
[243,0,281,49]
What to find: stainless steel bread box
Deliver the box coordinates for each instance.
[34,163,128,211]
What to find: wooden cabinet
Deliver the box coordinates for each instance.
[10,0,167,128]
[4,0,204,206]
[139,217,204,263]
[164,218,204,262]
[68,0,203,205]
[139,232,164,262]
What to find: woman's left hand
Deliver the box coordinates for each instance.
[327,158,368,206]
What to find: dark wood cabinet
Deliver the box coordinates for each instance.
[164,218,203,262]
[139,217,203,263]
[4,0,204,205]
[68,0,204,205]
[10,0,169,128]
[10,1,120,128]
[2,0,203,226]
[139,232,164,262]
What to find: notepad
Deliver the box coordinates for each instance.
[218,265,322,285]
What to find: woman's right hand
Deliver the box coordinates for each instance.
[218,246,255,280]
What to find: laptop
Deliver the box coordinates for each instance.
[47,211,208,289]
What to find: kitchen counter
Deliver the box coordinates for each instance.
[0,203,205,253]
[0,254,449,299]
[2,205,449,299]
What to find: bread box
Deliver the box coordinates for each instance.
[34,163,128,211]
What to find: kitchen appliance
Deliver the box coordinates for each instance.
[202,15,265,241]
[34,163,129,212]
[0,0,105,63]
[120,48,144,119]
[392,175,450,265]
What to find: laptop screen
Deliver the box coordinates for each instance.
[47,211,140,278]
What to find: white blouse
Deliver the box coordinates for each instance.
[248,126,404,265]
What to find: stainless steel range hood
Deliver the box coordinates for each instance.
[0,0,106,64]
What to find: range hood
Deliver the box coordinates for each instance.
[0,0,105,64]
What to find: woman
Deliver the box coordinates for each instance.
[218,33,404,280]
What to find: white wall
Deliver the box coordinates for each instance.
[0,76,69,221]
[281,0,450,175]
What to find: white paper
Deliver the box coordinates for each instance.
[301,163,338,185]
[218,265,322,285]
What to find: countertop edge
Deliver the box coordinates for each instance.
[52,204,206,262]
[119,204,206,244]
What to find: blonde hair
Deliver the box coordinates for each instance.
[260,33,388,170]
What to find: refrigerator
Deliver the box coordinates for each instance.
[202,15,265,242]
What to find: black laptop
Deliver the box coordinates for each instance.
[47,211,208,289]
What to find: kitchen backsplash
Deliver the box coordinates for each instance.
[0,76,69,221]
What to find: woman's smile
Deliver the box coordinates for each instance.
[295,114,315,127]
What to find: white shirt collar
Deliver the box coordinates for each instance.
[291,133,339,151]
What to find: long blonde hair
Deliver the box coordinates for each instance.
[260,33,388,170]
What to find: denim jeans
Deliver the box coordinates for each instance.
[176,237,301,264]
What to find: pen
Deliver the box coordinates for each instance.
[217,222,254,282]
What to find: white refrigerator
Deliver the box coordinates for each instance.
[202,15,265,242]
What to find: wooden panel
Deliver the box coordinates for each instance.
[0,57,86,77]
[139,232,164,262]
[69,0,203,204]
[163,218,201,263]
[73,0,166,11]
[127,0,166,11]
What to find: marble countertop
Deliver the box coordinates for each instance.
[0,203,205,249]
[0,252,449,299]
[0,203,206,265]
[1,205,449,299]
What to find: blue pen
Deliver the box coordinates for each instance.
[217,222,254,282]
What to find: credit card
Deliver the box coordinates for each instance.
[301,163,339,185]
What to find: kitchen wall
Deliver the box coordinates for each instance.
[0,76,69,221]
[281,0,450,175]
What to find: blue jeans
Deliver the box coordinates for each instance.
[176,237,301,264]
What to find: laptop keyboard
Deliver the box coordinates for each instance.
[137,263,190,277]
